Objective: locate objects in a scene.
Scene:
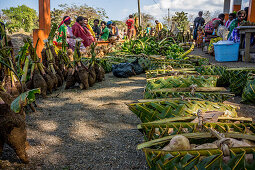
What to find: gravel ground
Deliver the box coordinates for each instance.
[191,48,255,68]
[1,74,148,169]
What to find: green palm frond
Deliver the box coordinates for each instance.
[127,99,237,123]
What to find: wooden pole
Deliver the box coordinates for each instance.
[248,0,255,22]
[168,8,170,29]
[233,0,242,12]
[223,0,231,20]
[138,0,141,27]
[33,0,51,59]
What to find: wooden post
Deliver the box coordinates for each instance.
[245,32,251,62]
[233,0,242,12]
[223,0,231,21]
[33,0,51,59]
[248,0,255,22]
[137,0,141,27]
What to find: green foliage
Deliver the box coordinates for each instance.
[51,4,108,25]
[121,37,183,56]
[11,88,41,113]
[2,5,38,33]
[171,11,189,32]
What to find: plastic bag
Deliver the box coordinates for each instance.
[131,58,144,75]
[112,63,135,78]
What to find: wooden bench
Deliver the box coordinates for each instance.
[237,26,255,62]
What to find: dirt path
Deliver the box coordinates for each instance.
[2,74,148,169]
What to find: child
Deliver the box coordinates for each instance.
[196,26,204,48]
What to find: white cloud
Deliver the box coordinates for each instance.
[143,0,225,19]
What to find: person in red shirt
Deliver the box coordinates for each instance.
[126,15,136,39]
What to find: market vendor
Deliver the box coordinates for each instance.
[208,20,229,55]
[100,21,109,41]
[225,13,236,29]
[93,19,101,40]
[228,10,246,41]
[56,16,85,51]
[72,16,94,47]
[84,17,95,38]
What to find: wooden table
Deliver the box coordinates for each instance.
[237,26,255,62]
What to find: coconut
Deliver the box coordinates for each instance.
[46,69,58,89]
[32,69,47,98]
[162,135,190,151]
[54,65,64,83]
[43,73,54,94]
[25,79,33,90]
[65,68,75,89]
[193,143,218,150]
[94,63,105,82]
[88,65,96,87]
[77,66,89,90]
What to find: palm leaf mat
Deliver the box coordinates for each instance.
[127,99,237,123]
[145,69,199,79]
[145,75,219,92]
[138,122,255,141]
[144,87,235,102]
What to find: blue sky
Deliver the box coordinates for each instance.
[0,0,250,21]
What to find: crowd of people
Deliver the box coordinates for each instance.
[56,16,121,52]
[193,8,253,55]
[56,15,165,52]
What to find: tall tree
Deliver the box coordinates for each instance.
[1,5,38,33]
[171,11,189,32]
[51,4,108,25]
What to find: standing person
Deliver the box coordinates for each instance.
[228,10,247,41]
[146,24,151,36]
[126,15,136,39]
[196,26,204,48]
[93,19,101,40]
[155,20,163,34]
[193,11,205,41]
[100,21,109,41]
[84,17,95,38]
[225,13,236,29]
[72,16,94,47]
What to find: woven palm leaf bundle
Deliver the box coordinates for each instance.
[145,68,198,79]
[144,87,234,102]
[138,121,254,141]
[145,75,219,92]
[195,65,228,86]
[149,61,194,70]
[127,99,237,123]
[140,137,255,169]
[227,68,255,95]
[242,74,255,103]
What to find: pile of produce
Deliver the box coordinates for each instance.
[121,37,184,57]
